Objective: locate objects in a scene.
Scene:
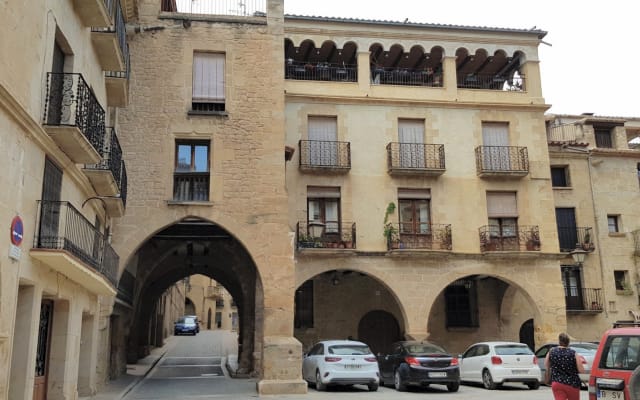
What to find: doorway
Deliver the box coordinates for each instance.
[357,310,401,355]
[33,300,54,400]
[519,318,535,351]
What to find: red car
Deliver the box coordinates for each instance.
[589,325,640,400]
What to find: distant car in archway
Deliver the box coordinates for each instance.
[185,315,200,333]
[174,316,198,336]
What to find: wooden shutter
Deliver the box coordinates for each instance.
[193,52,225,102]
[482,122,509,146]
[308,116,337,141]
[486,192,517,217]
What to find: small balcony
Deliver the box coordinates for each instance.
[206,285,222,299]
[91,0,127,71]
[73,0,112,27]
[299,140,351,173]
[30,201,117,296]
[161,0,266,16]
[43,73,105,164]
[216,299,224,308]
[285,61,357,83]
[173,172,210,202]
[105,42,130,107]
[475,146,529,178]
[457,73,525,91]
[371,67,443,87]
[558,227,595,252]
[565,288,604,314]
[547,123,582,144]
[296,221,356,250]
[386,223,452,251]
[102,162,127,217]
[479,225,541,252]
[386,143,445,176]
[83,128,123,197]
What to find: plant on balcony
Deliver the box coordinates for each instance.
[582,231,595,251]
[383,202,399,248]
[526,228,541,251]
[617,281,635,296]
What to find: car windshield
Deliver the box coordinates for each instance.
[495,345,533,355]
[600,335,640,370]
[406,344,447,355]
[177,317,195,324]
[328,345,371,355]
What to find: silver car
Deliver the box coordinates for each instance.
[534,342,598,385]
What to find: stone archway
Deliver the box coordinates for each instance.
[520,319,535,350]
[358,310,401,355]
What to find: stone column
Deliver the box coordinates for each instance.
[442,55,458,97]
[357,51,370,90]
[520,60,543,100]
[48,299,82,400]
[78,311,98,396]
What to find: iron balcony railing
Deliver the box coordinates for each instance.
[296,221,356,249]
[105,42,130,80]
[101,241,119,287]
[479,225,541,252]
[34,200,106,271]
[85,127,124,188]
[43,72,105,153]
[370,67,443,87]
[457,73,525,91]
[558,226,595,252]
[565,288,604,313]
[173,172,209,202]
[116,269,135,305]
[119,161,128,207]
[285,61,358,83]
[547,123,582,143]
[162,0,266,16]
[475,146,529,175]
[299,140,351,171]
[91,0,128,70]
[206,285,222,298]
[386,223,452,251]
[386,143,445,173]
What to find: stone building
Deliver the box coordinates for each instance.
[3,0,640,398]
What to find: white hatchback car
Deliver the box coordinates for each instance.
[459,341,541,390]
[302,340,380,391]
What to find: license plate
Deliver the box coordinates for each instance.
[511,369,527,374]
[598,390,623,399]
[345,365,361,369]
[428,372,447,378]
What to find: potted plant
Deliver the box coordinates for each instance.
[383,202,399,249]
[582,231,595,251]
[526,229,541,251]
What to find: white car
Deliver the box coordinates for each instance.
[535,342,597,385]
[459,341,541,390]
[302,340,380,391]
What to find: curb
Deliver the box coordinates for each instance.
[116,349,169,400]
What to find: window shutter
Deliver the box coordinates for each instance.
[398,119,425,143]
[307,186,340,198]
[193,52,225,102]
[398,188,430,199]
[482,122,509,146]
[308,117,337,141]
[486,192,517,217]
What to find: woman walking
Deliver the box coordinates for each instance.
[545,332,585,400]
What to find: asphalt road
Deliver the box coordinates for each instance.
[123,330,589,399]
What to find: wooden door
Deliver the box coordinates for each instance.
[33,300,54,400]
[556,208,578,251]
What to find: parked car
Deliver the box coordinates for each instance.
[185,315,200,333]
[535,342,596,386]
[174,316,198,336]
[377,340,460,392]
[459,341,541,390]
[302,340,380,391]
[588,324,640,400]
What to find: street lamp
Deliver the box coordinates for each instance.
[570,249,588,266]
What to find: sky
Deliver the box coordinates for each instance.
[283,0,639,118]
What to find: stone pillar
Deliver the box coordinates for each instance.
[442,56,457,97]
[9,285,42,400]
[520,60,543,100]
[48,299,82,400]
[78,312,98,396]
[357,51,370,90]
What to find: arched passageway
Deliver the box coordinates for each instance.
[358,310,401,355]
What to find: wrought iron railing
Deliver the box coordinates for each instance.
[85,127,124,187]
[162,0,266,16]
[479,225,540,252]
[105,42,130,80]
[116,269,135,305]
[385,223,452,251]
[206,285,222,298]
[91,0,128,69]
[173,172,209,201]
[475,146,529,175]
[101,241,119,287]
[43,72,105,154]
[457,73,525,91]
[296,221,356,249]
[285,61,357,83]
[565,288,604,312]
[547,123,582,143]
[119,161,127,207]
[370,67,443,87]
[33,201,104,269]
[386,143,445,171]
[299,140,351,170]
[558,226,595,252]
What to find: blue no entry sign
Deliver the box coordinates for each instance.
[11,216,23,246]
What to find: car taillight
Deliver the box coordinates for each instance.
[578,355,587,364]
[533,356,538,365]
[450,357,459,366]
[324,357,342,362]
[364,357,377,362]
[491,356,502,365]
[405,356,421,366]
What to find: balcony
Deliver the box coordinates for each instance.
[285,61,357,83]
[161,0,267,16]
[206,285,222,299]
[173,172,210,202]
[386,223,452,251]
[116,269,134,305]
[102,162,127,217]
[296,221,356,250]
[479,225,541,252]
[565,288,604,314]
[216,299,224,308]
[558,227,595,252]
[475,146,529,178]
[30,201,117,296]
[457,73,525,91]
[105,42,130,107]
[386,143,445,176]
[371,67,442,87]
[91,0,127,72]
[73,0,112,27]
[299,140,351,173]
[83,128,123,197]
[43,73,105,164]
[547,123,582,144]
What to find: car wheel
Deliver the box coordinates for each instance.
[528,381,540,390]
[368,382,379,392]
[482,369,497,390]
[394,369,407,392]
[315,370,326,391]
[447,381,460,392]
